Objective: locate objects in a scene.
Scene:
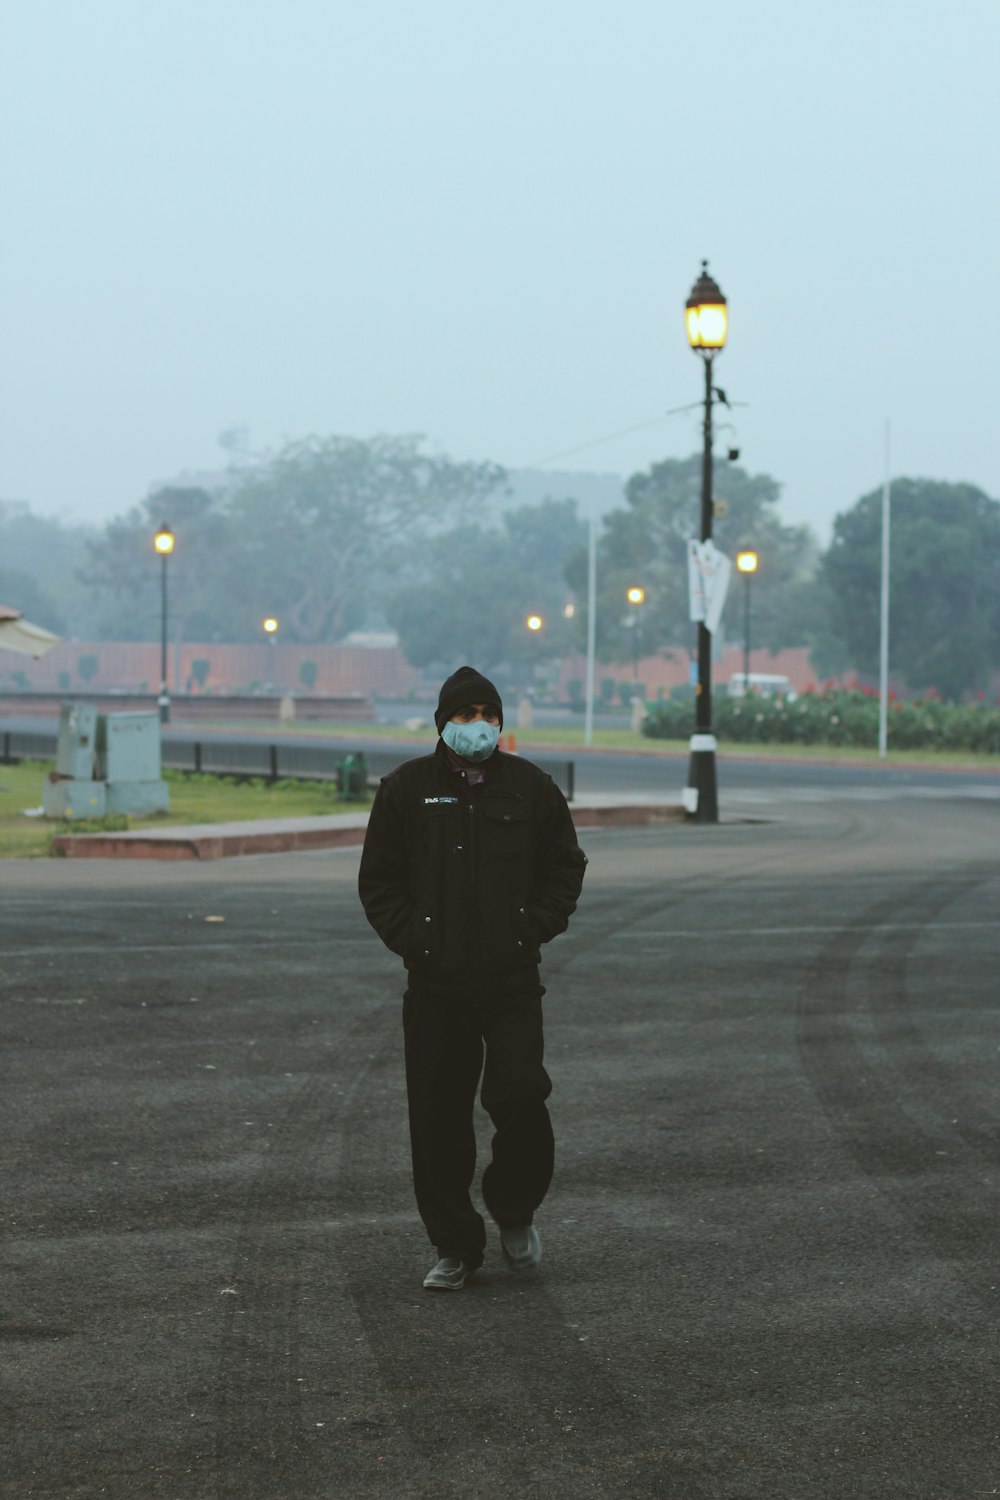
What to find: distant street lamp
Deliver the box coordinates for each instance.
[736,550,758,694]
[262,616,279,693]
[153,524,175,723]
[526,614,543,633]
[626,585,645,682]
[684,260,728,823]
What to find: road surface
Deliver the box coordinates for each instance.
[2,785,998,1497]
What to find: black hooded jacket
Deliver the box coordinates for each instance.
[358,741,587,983]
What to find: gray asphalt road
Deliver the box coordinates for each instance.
[2,791,999,1497]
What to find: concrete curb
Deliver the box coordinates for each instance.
[50,803,685,861]
[569,804,686,829]
[51,824,370,861]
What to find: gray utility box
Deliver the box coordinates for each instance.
[97,712,170,816]
[43,704,169,820]
[43,777,108,819]
[55,702,99,780]
[44,704,106,818]
[96,712,162,781]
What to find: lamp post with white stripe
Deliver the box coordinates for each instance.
[684,261,728,824]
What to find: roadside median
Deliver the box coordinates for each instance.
[51,795,685,860]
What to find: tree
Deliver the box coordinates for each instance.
[386,499,586,675]
[78,436,505,645]
[563,455,820,663]
[220,434,505,644]
[0,500,92,635]
[0,565,66,635]
[821,479,1000,699]
[387,525,526,673]
[82,486,231,642]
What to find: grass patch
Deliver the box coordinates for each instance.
[0,761,372,859]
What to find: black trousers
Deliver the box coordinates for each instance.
[402,976,554,1269]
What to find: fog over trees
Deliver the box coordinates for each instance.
[386,499,586,673]
[822,479,1000,700]
[1,435,998,701]
[564,456,821,668]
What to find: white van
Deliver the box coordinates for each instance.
[727,672,796,700]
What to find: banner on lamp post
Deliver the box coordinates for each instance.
[687,540,732,634]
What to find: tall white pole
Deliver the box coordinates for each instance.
[878,419,891,758]
[584,507,597,746]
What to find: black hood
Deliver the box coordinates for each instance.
[434,666,504,732]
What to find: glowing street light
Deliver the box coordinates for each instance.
[684,260,729,823]
[153,524,175,723]
[736,550,758,694]
[685,265,729,352]
[262,616,279,692]
[526,614,543,632]
[625,586,646,680]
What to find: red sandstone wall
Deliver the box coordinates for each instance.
[5,638,834,702]
[556,646,826,697]
[3,641,423,698]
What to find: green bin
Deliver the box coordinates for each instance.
[336,752,368,798]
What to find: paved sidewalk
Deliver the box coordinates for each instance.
[51,792,685,860]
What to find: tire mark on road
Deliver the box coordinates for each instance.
[550,801,883,982]
[795,865,1000,1305]
[862,871,1000,1158]
[331,1001,715,1498]
[212,1009,383,1500]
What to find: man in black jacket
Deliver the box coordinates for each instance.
[358,665,587,1290]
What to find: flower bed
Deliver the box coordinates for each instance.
[641,688,1000,754]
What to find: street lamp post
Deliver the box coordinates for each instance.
[736,550,758,693]
[684,261,728,823]
[626,585,645,684]
[262,616,279,692]
[522,614,544,717]
[153,524,175,723]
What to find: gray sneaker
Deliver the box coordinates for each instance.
[499,1224,542,1271]
[423,1257,472,1291]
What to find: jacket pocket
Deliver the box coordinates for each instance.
[481,802,531,857]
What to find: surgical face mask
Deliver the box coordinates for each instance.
[441,718,501,762]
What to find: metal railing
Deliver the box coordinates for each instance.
[1,727,575,801]
[1,728,59,764]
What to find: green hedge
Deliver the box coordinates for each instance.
[641,689,1000,754]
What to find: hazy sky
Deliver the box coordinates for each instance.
[2,0,996,542]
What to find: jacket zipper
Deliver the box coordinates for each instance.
[467,792,476,913]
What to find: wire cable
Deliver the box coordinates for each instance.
[520,394,752,470]
[520,402,703,469]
